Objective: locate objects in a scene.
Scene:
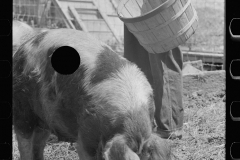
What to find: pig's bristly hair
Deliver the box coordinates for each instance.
[13,21,35,56]
[18,28,153,134]
[89,63,152,113]
[21,29,105,85]
[16,29,107,128]
[20,29,153,116]
[13,28,171,160]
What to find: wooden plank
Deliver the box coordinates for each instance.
[182,51,223,64]
[75,8,99,20]
[92,0,121,43]
[96,0,116,15]
[39,0,51,27]
[51,0,76,29]
[121,7,132,18]
[68,6,88,32]
[100,16,124,37]
[78,13,98,20]
[84,20,110,31]
[183,51,223,58]
[183,60,203,71]
[109,0,118,10]
[66,1,96,9]
[107,14,118,17]
[75,7,98,10]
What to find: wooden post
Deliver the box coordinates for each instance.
[124,24,154,86]
[39,0,49,27]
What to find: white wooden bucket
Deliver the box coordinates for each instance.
[117,0,198,53]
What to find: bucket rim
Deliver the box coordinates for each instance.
[117,0,176,23]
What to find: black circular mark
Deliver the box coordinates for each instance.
[51,46,80,75]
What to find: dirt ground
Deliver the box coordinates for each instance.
[170,70,225,160]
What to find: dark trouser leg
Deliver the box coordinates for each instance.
[124,26,184,137]
[148,48,184,137]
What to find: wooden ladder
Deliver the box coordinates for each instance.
[52,0,121,43]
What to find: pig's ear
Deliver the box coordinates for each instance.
[124,148,140,160]
[103,142,111,160]
[51,46,80,75]
[103,134,123,160]
[103,135,140,160]
[142,133,172,160]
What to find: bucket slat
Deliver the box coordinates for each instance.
[177,36,184,44]
[118,0,198,53]
[134,32,148,44]
[152,44,165,53]
[161,40,170,50]
[135,21,149,31]
[183,27,194,41]
[192,19,198,30]
[155,14,165,25]
[172,0,183,14]
[185,4,194,21]
[142,0,153,15]
[180,25,194,42]
[140,31,154,43]
[144,45,154,53]
[169,20,179,34]
[161,6,175,21]
[180,0,188,6]
[148,0,162,9]
[178,13,189,28]
[147,32,158,43]
[126,23,139,31]
[154,25,173,41]
[145,16,160,29]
